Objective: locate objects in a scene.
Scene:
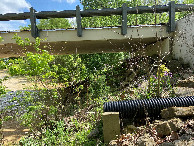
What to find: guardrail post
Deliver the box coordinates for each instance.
[76,5,82,37]
[30,7,39,38]
[122,3,127,35]
[168,1,175,32]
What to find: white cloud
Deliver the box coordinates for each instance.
[0,20,28,31]
[52,0,76,4]
[0,0,31,31]
[68,18,77,28]
[66,0,76,4]
[0,0,31,14]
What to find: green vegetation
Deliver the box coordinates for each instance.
[0,37,176,145]
[20,18,71,30]
[0,76,8,96]
[81,0,192,28]
[0,0,193,145]
[0,36,3,42]
[0,36,8,96]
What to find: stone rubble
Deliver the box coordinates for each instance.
[109,106,194,146]
[161,106,194,119]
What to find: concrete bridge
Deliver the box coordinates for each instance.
[0,13,193,68]
[0,25,168,56]
[0,2,193,68]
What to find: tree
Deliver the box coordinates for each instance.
[37,18,71,29]
[80,0,192,28]
[20,18,71,30]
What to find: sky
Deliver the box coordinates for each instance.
[0,0,82,31]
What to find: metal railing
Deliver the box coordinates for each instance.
[0,1,193,38]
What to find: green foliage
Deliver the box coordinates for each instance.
[2,1,192,143]
[37,18,71,30]
[19,118,102,145]
[0,59,7,70]
[52,55,87,84]
[8,34,54,76]
[88,74,110,98]
[0,36,3,42]
[0,76,8,96]
[3,36,107,145]
[20,18,71,30]
[80,53,126,73]
[81,0,192,28]
[134,64,174,99]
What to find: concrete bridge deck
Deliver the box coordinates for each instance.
[0,25,168,58]
[0,13,193,69]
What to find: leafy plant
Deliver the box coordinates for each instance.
[20,18,71,30]
[8,34,54,76]
[147,64,174,98]
[0,36,3,42]
[0,76,9,96]
[81,0,192,28]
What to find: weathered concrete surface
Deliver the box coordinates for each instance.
[161,106,194,119]
[109,106,194,145]
[133,38,170,59]
[173,13,194,69]
[0,26,168,58]
[102,112,120,143]
[154,118,183,137]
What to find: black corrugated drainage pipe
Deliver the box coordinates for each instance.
[103,96,194,119]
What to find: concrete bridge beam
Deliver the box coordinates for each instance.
[0,25,168,58]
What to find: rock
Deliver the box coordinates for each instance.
[168,131,179,141]
[136,134,156,146]
[161,106,194,119]
[160,140,194,146]
[87,128,99,139]
[154,121,172,137]
[180,134,192,140]
[176,80,194,88]
[109,140,134,146]
[168,118,183,132]
[173,140,194,146]
[109,140,117,146]
[124,125,138,133]
[159,142,174,146]
[166,60,183,73]
[154,118,183,137]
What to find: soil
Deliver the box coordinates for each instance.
[0,68,193,145]
[0,70,32,145]
[1,120,30,145]
[0,70,33,91]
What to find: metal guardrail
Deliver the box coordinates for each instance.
[0,1,193,38]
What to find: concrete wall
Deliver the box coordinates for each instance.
[173,13,194,69]
[133,38,170,59]
[132,13,194,70]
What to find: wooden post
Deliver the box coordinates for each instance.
[169,1,175,32]
[30,7,39,38]
[76,5,82,37]
[121,3,127,35]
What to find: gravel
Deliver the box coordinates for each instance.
[0,90,37,116]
